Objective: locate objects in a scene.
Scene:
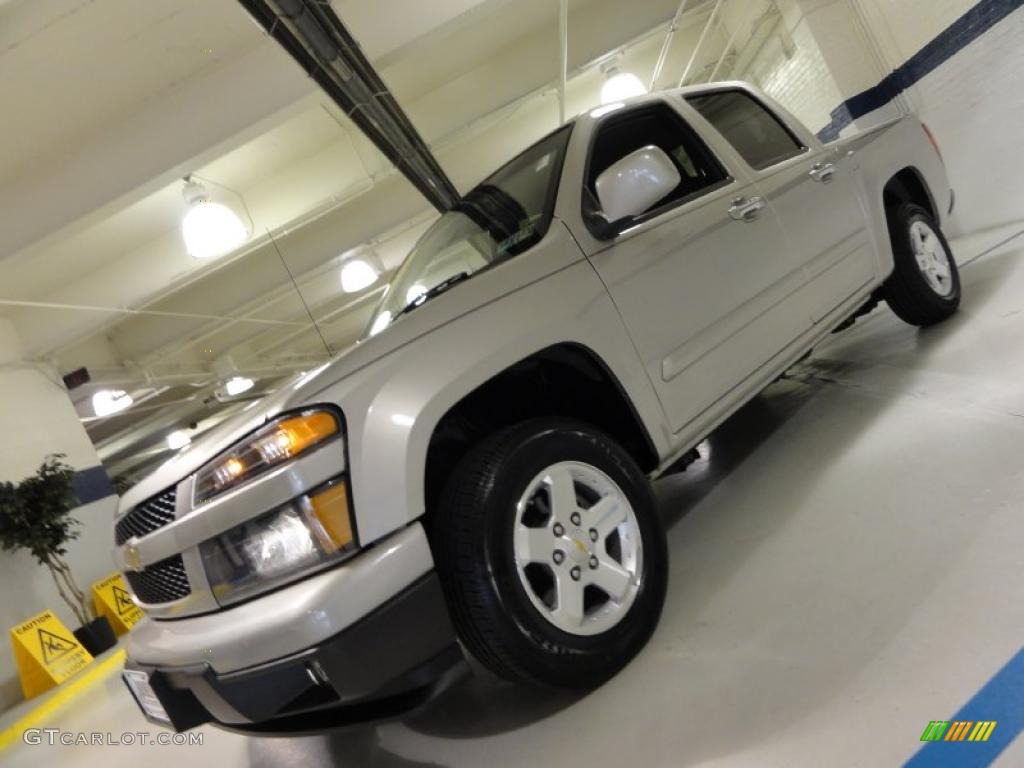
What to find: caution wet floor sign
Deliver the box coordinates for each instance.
[10,609,94,698]
[92,572,143,634]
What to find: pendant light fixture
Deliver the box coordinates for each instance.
[181,176,252,260]
[339,246,384,293]
[600,58,647,105]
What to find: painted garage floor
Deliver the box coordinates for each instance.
[3,231,1024,768]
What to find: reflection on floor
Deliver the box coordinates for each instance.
[4,235,1024,768]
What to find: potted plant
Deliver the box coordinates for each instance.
[0,454,116,656]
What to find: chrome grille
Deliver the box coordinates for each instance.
[115,487,177,545]
[124,554,191,604]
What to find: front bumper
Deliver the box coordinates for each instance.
[123,572,464,733]
[126,522,435,671]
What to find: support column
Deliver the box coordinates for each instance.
[0,318,117,711]
[0,319,104,481]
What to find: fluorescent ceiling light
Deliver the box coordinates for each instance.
[181,179,250,260]
[224,376,255,396]
[340,258,379,293]
[167,430,191,450]
[92,389,134,417]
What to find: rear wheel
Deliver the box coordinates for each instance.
[432,419,667,689]
[881,203,960,326]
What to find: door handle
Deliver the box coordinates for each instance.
[728,196,766,223]
[810,162,836,184]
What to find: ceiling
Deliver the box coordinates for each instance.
[0,0,792,481]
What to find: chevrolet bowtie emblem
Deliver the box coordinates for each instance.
[124,543,141,571]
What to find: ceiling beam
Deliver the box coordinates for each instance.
[238,0,460,211]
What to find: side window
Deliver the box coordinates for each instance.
[687,90,805,170]
[586,104,727,219]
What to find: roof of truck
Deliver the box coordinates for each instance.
[570,80,755,126]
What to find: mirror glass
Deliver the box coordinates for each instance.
[594,145,682,222]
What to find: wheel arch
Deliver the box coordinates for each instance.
[422,342,660,521]
[883,166,939,223]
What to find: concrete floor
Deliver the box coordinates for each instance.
[4,230,1024,767]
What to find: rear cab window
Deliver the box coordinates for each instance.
[687,90,806,170]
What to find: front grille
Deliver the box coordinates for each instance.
[124,554,191,604]
[115,487,177,545]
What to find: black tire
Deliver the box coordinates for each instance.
[881,202,961,326]
[431,419,667,690]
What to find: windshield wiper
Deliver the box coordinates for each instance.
[394,271,471,319]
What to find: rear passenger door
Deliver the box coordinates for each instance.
[580,101,810,434]
[687,89,873,324]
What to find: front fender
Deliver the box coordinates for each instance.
[304,225,668,545]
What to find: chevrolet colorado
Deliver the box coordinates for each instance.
[115,82,959,732]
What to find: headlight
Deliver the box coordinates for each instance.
[195,409,339,502]
[200,480,354,606]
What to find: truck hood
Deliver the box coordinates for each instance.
[117,309,436,514]
[117,220,584,515]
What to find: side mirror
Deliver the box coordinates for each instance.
[594,145,681,225]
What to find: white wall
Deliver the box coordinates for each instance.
[729,0,1024,236]
[746,2,848,133]
[0,319,119,711]
[884,4,1024,234]
[847,0,1024,235]
[779,1,882,130]
[854,0,976,69]
[715,0,894,138]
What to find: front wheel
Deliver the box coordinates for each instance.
[432,419,667,690]
[881,202,961,326]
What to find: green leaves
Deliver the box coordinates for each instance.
[0,454,80,566]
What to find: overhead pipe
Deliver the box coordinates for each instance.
[82,357,324,389]
[237,0,460,212]
[0,297,305,326]
[250,284,387,357]
[707,13,744,82]
[679,0,724,86]
[558,0,569,123]
[649,0,691,90]
[725,1,784,80]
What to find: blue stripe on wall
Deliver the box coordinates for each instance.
[904,647,1024,767]
[817,0,1024,141]
[71,465,115,505]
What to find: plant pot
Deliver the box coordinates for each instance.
[73,616,117,656]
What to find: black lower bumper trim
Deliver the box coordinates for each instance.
[126,572,465,732]
[219,645,466,736]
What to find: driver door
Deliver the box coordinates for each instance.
[580,101,810,434]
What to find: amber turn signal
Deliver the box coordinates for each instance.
[266,412,339,459]
[308,482,353,552]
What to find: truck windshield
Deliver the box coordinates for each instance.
[365,124,572,337]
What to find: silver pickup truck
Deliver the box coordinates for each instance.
[115,82,959,732]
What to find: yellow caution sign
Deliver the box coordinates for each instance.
[92,572,143,634]
[9,609,94,699]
